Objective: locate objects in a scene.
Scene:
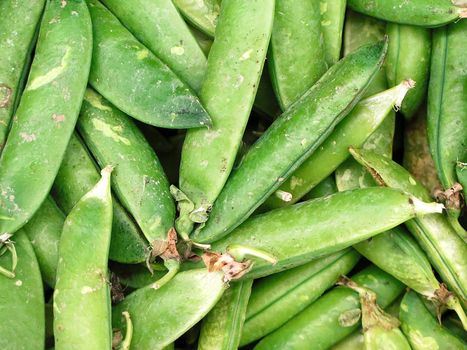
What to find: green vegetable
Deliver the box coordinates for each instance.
[172,0,221,37]
[320,0,346,66]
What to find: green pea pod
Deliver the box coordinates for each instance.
[386,23,431,119]
[269,0,327,110]
[347,0,467,27]
[190,26,213,56]
[254,265,405,350]
[349,148,467,306]
[264,80,413,209]
[78,89,177,285]
[457,162,467,200]
[0,0,92,236]
[53,132,149,264]
[54,167,113,350]
[194,40,389,243]
[320,0,346,66]
[177,0,274,236]
[302,175,337,200]
[110,262,167,290]
[113,269,227,349]
[253,68,282,119]
[0,0,45,150]
[444,313,467,342]
[240,249,360,346]
[428,21,467,237]
[86,0,210,129]
[400,291,467,350]
[23,196,64,288]
[210,187,442,279]
[331,332,364,350]
[198,279,253,350]
[101,0,207,93]
[173,0,221,38]
[0,230,44,350]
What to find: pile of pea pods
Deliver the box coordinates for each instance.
[1,0,467,349]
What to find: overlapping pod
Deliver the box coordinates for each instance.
[0,0,92,236]
[86,0,210,129]
[0,0,45,151]
[320,0,346,66]
[172,0,221,37]
[302,175,337,201]
[54,167,114,350]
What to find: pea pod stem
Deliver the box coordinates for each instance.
[226,245,277,266]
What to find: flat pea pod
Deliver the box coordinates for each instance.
[400,291,467,350]
[52,131,149,264]
[23,196,64,288]
[268,0,327,110]
[254,265,405,350]
[347,0,467,27]
[209,187,442,279]
[0,0,45,151]
[320,0,346,66]
[194,40,389,243]
[53,167,113,350]
[0,0,92,236]
[264,80,413,209]
[350,148,467,306]
[78,89,177,282]
[177,0,274,235]
[101,0,207,92]
[172,0,221,38]
[240,249,360,346]
[386,23,431,119]
[86,0,210,129]
[113,269,227,349]
[198,279,253,350]
[302,175,337,200]
[0,230,44,350]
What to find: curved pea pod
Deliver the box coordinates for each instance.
[386,23,431,119]
[23,196,64,288]
[54,167,113,350]
[78,89,177,285]
[0,0,45,151]
[349,148,467,306]
[113,269,227,349]
[320,0,346,66]
[254,265,405,350]
[173,0,221,38]
[302,175,337,200]
[198,279,253,350]
[177,0,274,236]
[52,132,149,264]
[400,291,467,350]
[269,0,327,110]
[264,80,413,209]
[240,249,360,346]
[347,0,467,27]
[86,0,210,130]
[0,0,92,236]
[194,40,389,243]
[210,187,442,279]
[101,0,207,93]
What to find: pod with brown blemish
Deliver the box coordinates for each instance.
[320,0,346,66]
[53,167,114,350]
[0,0,92,237]
[172,0,221,38]
[457,162,467,201]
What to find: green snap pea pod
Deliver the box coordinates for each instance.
[110,262,167,289]
[198,279,253,350]
[52,132,149,264]
[190,26,213,56]
[400,291,467,349]
[386,23,431,119]
[0,0,45,151]
[0,230,44,350]
[86,0,210,130]
[194,40,388,243]
[320,0,346,66]
[444,313,467,342]
[349,148,467,306]
[457,162,467,200]
[177,0,274,237]
[254,265,405,350]
[78,89,177,286]
[347,0,467,27]
[101,0,207,93]
[253,68,282,119]
[173,0,221,38]
[269,0,327,110]
[302,175,338,200]
[331,332,364,350]
[54,167,113,350]
[23,196,64,288]
[240,249,360,346]
[113,269,227,349]
[264,80,413,209]
[0,0,92,236]
[209,187,442,279]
